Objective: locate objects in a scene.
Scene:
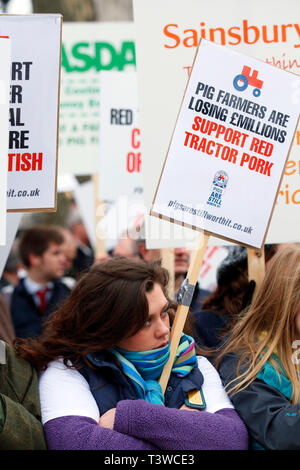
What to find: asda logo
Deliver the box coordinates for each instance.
[61,41,136,72]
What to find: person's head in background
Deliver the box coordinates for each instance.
[59,227,77,274]
[1,240,22,287]
[201,244,279,326]
[139,243,191,290]
[67,205,91,248]
[112,234,141,260]
[66,205,94,277]
[116,234,191,293]
[216,244,300,404]
[18,225,67,286]
[111,217,161,262]
[172,248,191,291]
[130,219,192,289]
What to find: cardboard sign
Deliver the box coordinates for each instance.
[98,71,143,201]
[59,22,136,175]
[151,40,300,249]
[133,0,300,248]
[0,15,62,212]
[0,36,11,244]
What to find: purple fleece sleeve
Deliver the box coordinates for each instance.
[114,400,249,450]
[43,415,158,450]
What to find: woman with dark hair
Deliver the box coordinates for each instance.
[15,258,248,450]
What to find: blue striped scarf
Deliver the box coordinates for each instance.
[109,333,197,405]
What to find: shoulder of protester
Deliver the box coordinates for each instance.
[0,341,39,404]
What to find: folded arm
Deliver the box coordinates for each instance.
[113,399,248,450]
[44,414,158,450]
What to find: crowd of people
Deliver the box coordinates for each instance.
[0,217,299,451]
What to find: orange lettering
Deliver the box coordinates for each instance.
[285,160,296,175]
[228,26,241,45]
[292,189,300,204]
[183,29,198,47]
[163,24,180,48]
[209,27,226,45]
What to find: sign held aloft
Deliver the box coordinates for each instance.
[0,36,11,245]
[0,14,62,212]
[151,40,300,249]
[98,71,143,202]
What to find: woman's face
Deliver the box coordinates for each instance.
[116,282,170,352]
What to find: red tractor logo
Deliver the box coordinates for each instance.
[233,66,263,97]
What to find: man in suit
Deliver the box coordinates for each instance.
[11,225,71,339]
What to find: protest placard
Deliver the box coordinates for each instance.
[0,15,62,212]
[133,0,300,248]
[151,40,300,249]
[98,71,143,201]
[96,70,145,255]
[0,36,10,244]
[153,39,300,390]
[59,22,135,175]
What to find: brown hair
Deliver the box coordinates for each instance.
[19,225,64,268]
[216,245,300,404]
[15,258,173,370]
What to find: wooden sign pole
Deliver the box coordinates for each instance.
[247,246,265,301]
[160,248,175,300]
[92,174,107,258]
[159,232,210,394]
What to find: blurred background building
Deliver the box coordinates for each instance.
[0,0,133,20]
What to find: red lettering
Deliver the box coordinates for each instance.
[7,152,43,171]
[192,116,202,131]
[126,152,141,173]
[131,128,140,149]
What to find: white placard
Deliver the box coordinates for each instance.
[0,36,11,245]
[198,245,228,292]
[133,0,300,248]
[151,40,300,249]
[98,71,143,201]
[72,179,96,249]
[0,15,62,212]
[59,22,135,175]
[57,173,77,193]
[0,212,22,276]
